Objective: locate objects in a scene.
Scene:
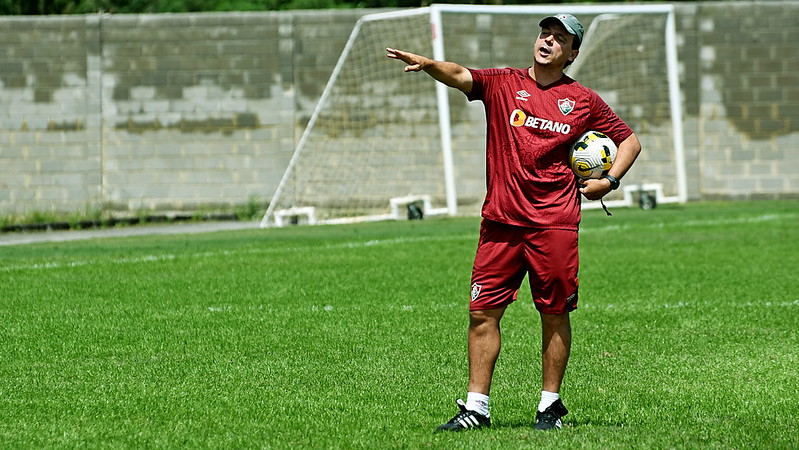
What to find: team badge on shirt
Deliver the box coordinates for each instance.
[558,98,575,115]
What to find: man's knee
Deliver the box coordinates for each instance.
[469,308,505,330]
[540,311,571,332]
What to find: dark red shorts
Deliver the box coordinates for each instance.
[469,219,579,314]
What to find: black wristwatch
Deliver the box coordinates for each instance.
[604,174,620,190]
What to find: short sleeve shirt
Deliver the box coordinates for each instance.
[466,67,633,230]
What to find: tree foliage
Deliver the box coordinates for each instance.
[2,0,334,13]
[0,0,703,14]
[0,0,598,14]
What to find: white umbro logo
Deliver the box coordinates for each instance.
[515,90,530,101]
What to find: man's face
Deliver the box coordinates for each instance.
[534,21,578,68]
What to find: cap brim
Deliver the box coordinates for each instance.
[539,16,576,37]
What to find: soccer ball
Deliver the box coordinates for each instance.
[569,131,618,179]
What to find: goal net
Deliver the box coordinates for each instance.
[261,5,684,227]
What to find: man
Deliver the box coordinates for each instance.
[387,13,641,431]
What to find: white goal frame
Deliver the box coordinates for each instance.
[260,4,686,228]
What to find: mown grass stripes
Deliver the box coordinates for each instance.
[1,200,797,448]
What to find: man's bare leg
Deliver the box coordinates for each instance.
[436,307,506,431]
[540,311,571,393]
[467,307,506,395]
[532,311,572,430]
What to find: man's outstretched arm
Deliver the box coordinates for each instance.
[386,47,473,94]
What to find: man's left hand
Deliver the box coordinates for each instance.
[578,178,612,200]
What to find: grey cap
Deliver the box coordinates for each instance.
[539,13,584,47]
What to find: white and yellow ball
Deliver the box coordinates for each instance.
[569,131,617,180]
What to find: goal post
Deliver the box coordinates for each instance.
[260,8,441,228]
[261,4,685,227]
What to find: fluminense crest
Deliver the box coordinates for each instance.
[470,283,482,302]
[558,97,575,115]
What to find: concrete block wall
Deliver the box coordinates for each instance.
[0,2,797,218]
[0,10,369,216]
[0,16,103,214]
[689,2,799,200]
[99,12,295,211]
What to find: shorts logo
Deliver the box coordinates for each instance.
[566,291,578,309]
[558,98,575,115]
[470,283,482,302]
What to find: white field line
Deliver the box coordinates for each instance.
[301,298,798,312]
[0,234,473,273]
[1,212,795,274]
[583,299,799,311]
[0,221,259,247]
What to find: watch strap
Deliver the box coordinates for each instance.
[604,174,620,190]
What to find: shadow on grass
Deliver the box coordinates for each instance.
[488,418,627,430]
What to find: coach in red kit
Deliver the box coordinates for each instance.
[388,13,641,432]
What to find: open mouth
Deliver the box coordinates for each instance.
[538,46,552,57]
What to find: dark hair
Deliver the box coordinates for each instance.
[564,37,580,67]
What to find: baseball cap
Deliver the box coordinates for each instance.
[539,13,584,48]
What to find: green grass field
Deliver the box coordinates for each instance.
[1,200,797,448]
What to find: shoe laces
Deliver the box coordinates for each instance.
[537,410,560,424]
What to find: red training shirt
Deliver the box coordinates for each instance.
[466,67,633,230]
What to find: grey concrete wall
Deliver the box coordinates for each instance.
[0,2,797,217]
[688,2,799,200]
[0,16,103,214]
[0,10,368,216]
[99,12,291,211]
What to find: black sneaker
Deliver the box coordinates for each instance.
[435,399,491,432]
[534,399,568,430]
